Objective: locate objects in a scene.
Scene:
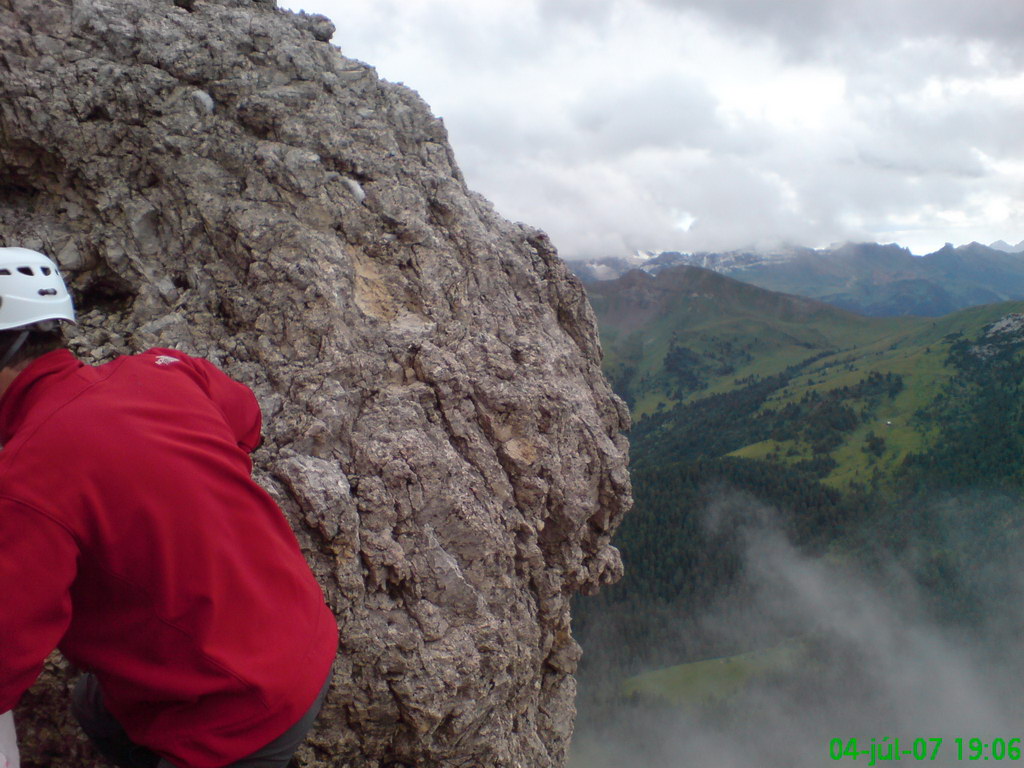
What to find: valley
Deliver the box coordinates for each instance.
[571,261,1024,766]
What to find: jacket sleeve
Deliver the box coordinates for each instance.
[146,349,263,453]
[0,500,77,713]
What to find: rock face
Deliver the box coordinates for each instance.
[0,0,631,766]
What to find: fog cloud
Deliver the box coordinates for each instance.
[571,492,1024,767]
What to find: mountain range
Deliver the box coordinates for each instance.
[571,240,1024,317]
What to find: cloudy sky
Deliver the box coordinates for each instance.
[280,0,1024,260]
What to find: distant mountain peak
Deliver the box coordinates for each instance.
[989,239,1024,253]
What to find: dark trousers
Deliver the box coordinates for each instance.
[71,673,331,768]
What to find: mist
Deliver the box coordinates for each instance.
[571,491,1024,768]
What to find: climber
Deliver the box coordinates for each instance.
[0,247,338,768]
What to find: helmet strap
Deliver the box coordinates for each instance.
[0,329,31,371]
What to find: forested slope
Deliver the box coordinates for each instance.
[576,273,1024,694]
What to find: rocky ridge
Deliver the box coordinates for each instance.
[0,0,632,765]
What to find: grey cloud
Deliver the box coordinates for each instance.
[840,84,1024,181]
[843,40,998,96]
[377,3,550,74]
[538,0,617,28]
[645,0,1024,62]
[571,74,723,155]
[288,0,1024,257]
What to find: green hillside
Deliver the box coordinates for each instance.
[587,265,920,418]
[587,265,1024,491]
[621,640,807,707]
[590,290,1024,645]
[574,266,1024,725]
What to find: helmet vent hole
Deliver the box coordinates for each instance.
[0,269,10,276]
[17,267,33,276]
[38,289,57,296]
[41,267,51,276]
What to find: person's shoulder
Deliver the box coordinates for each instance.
[125,348,210,377]
[123,348,223,394]
[138,347,194,365]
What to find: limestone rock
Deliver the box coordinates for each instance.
[0,0,632,765]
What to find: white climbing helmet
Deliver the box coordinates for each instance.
[0,247,76,331]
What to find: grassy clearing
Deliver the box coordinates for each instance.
[621,641,807,707]
[741,313,975,487]
[729,439,809,462]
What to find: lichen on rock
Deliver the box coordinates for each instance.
[0,0,632,765]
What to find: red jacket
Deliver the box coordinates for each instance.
[0,349,338,768]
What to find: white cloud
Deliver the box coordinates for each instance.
[281,0,1024,257]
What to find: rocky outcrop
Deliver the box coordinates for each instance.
[0,0,631,765]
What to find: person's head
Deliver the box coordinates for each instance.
[0,246,76,373]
